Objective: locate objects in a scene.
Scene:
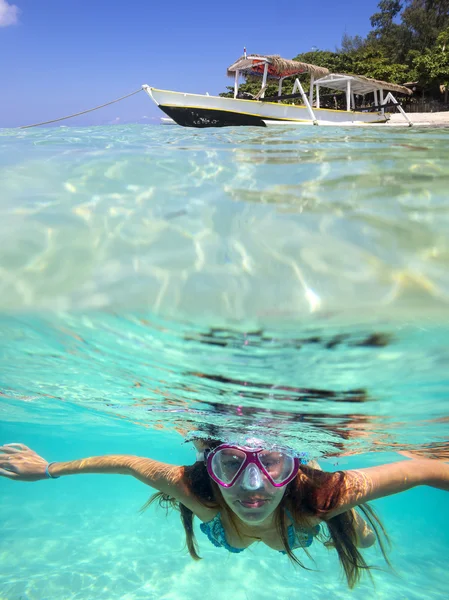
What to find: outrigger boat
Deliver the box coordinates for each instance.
[142,52,413,128]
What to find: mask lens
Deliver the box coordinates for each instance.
[211,448,246,484]
[258,451,295,484]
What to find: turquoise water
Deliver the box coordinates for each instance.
[1,124,449,599]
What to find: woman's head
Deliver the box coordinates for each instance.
[195,438,301,525]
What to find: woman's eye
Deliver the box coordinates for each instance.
[264,460,281,469]
[224,460,240,468]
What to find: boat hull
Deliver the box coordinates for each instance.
[159,105,267,127]
[143,87,388,128]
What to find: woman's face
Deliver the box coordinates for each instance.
[217,464,287,524]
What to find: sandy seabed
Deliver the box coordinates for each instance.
[0,497,448,600]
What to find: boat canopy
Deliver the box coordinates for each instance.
[227,54,329,80]
[312,73,412,96]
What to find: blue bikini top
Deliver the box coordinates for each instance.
[199,510,319,554]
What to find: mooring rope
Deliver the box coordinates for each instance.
[18,88,144,129]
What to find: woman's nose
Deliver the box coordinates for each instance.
[240,463,263,490]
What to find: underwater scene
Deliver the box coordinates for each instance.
[1,124,449,600]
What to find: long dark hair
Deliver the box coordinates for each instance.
[141,444,390,588]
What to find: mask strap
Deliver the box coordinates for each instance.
[196,448,211,463]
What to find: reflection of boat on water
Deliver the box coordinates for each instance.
[144,52,413,128]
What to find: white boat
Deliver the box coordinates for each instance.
[143,52,413,128]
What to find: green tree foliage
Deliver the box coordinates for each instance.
[366,1,412,62]
[350,48,410,82]
[219,80,281,99]
[402,0,449,50]
[339,33,366,54]
[413,26,449,94]
[292,50,350,73]
[367,0,449,91]
[294,48,408,85]
[221,1,449,103]
[370,0,402,31]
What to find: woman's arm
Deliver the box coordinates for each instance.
[310,458,375,546]
[0,443,197,507]
[324,458,449,519]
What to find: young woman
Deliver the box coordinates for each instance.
[1,438,448,587]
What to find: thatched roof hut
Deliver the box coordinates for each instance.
[314,73,413,96]
[227,54,330,80]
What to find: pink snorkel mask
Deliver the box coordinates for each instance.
[202,440,303,489]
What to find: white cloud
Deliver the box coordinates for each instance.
[0,0,20,27]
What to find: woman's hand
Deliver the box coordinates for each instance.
[0,443,50,481]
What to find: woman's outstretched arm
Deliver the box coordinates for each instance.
[324,457,449,519]
[0,443,196,505]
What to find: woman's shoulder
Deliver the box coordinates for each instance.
[177,477,219,521]
[175,488,219,522]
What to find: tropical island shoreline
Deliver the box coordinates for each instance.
[388,111,449,125]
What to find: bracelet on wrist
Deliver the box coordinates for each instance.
[45,462,60,479]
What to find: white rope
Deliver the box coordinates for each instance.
[18,88,144,129]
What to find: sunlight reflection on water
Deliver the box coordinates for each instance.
[0,125,448,319]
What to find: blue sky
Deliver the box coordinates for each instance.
[1,0,383,127]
